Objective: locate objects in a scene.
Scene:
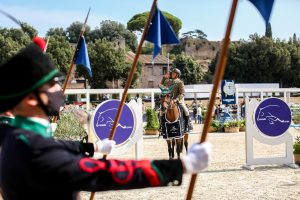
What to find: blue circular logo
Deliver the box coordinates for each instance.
[255,98,291,137]
[92,99,135,145]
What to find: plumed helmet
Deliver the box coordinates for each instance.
[171,68,181,77]
[0,42,59,112]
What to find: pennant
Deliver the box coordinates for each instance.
[146,6,179,60]
[74,36,92,77]
[248,0,274,26]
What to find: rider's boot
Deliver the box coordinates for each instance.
[184,115,189,132]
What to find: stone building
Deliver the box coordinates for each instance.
[126,52,171,88]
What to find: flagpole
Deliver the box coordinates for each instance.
[89,1,157,200]
[43,36,50,53]
[51,8,90,125]
[185,0,238,199]
[62,8,91,92]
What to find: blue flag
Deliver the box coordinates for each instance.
[249,0,274,26]
[74,36,92,77]
[146,7,179,60]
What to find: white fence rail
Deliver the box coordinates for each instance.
[65,87,300,111]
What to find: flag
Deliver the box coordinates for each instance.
[146,6,179,60]
[74,36,92,77]
[248,0,274,26]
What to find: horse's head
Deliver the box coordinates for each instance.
[159,84,174,112]
[160,93,173,112]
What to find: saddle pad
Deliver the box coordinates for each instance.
[162,120,184,139]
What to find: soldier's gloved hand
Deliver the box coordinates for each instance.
[181,142,212,174]
[50,123,57,132]
[94,139,116,155]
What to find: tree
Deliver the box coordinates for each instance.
[45,35,73,74]
[172,54,205,85]
[20,22,38,39]
[209,34,292,86]
[90,20,137,52]
[127,11,182,35]
[182,29,207,39]
[83,39,126,88]
[120,61,143,88]
[0,28,30,63]
[66,21,91,43]
[46,27,67,38]
[265,23,272,38]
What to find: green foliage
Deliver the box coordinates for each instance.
[223,120,239,128]
[182,29,207,39]
[238,119,246,128]
[66,21,91,43]
[294,136,300,154]
[46,27,67,38]
[145,108,160,130]
[46,35,73,74]
[173,54,205,84]
[127,11,182,35]
[120,61,143,88]
[0,28,31,63]
[211,120,220,131]
[86,39,126,88]
[292,112,300,124]
[20,22,38,39]
[141,42,154,54]
[209,34,300,87]
[54,108,87,140]
[90,20,137,52]
[169,44,184,55]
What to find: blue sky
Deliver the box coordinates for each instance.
[0,0,299,41]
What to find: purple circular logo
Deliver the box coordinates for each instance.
[255,98,291,137]
[93,99,135,145]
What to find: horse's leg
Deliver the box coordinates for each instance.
[184,133,189,153]
[179,137,184,153]
[175,139,182,159]
[167,140,173,160]
[171,139,175,159]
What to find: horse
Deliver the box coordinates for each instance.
[159,85,189,159]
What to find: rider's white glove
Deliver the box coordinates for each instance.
[181,142,212,174]
[94,139,116,155]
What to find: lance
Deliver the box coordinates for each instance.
[44,36,50,53]
[0,9,22,28]
[89,1,158,199]
[185,0,238,199]
[51,8,91,124]
[62,8,91,92]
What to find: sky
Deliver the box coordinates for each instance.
[0,0,300,41]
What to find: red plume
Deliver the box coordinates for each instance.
[33,36,46,51]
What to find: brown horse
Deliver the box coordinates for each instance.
[160,90,189,159]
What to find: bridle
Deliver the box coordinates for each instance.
[160,93,176,112]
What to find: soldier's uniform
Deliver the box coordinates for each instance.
[0,40,184,200]
[0,118,182,200]
[160,73,190,132]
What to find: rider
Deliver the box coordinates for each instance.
[160,67,190,132]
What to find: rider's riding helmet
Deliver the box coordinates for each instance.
[171,68,181,77]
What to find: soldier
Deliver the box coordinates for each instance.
[0,111,14,125]
[0,40,211,200]
[160,68,190,132]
